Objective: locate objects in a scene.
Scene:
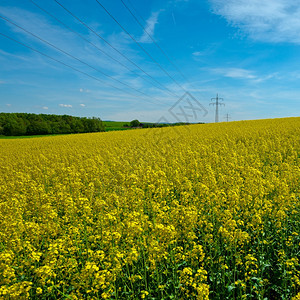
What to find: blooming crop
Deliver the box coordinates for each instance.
[0,117,299,299]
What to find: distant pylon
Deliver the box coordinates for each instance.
[224,113,231,122]
[210,94,225,123]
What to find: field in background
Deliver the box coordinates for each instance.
[103,121,130,131]
[0,117,300,299]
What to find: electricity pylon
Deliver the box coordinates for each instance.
[224,113,231,122]
[210,93,225,123]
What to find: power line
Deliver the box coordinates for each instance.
[126,0,210,96]
[30,0,175,100]
[0,32,127,95]
[0,14,160,103]
[0,31,163,106]
[210,93,224,123]
[121,0,189,83]
[54,0,179,98]
[94,0,187,93]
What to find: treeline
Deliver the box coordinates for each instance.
[0,113,104,136]
[125,119,204,129]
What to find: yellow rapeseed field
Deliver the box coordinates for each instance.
[0,117,300,299]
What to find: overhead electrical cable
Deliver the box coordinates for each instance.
[30,0,175,99]
[121,0,190,83]
[54,0,179,98]
[94,0,187,93]
[0,31,162,106]
[0,14,162,104]
[0,31,129,95]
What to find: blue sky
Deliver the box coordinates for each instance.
[0,0,300,123]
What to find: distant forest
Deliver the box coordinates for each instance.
[0,113,104,136]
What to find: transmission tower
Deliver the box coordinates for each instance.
[210,94,225,123]
[224,113,231,122]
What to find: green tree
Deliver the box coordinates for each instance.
[3,116,27,136]
[0,112,104,136]
[130,119,140,128]
[27,120,51,135]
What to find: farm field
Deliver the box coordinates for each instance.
[103,121,131,132]
[0,117,300,299]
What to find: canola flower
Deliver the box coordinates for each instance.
[0,117,300,299]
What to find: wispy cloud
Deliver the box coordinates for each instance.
[252,73,279,83]
[191,44,219,60]
[42,106,48,110]
[171,11,176,26]
[0,4,178,104]
[59,104,72,108]
[211,68,257,79]
[139,11,162,43]
[209,67,279,84]
[210,0,300,44]
[0,5,74,48]
[80,104,86,107]
[192,51,205,57]
[0,6,141,78]
[79,88,91,93]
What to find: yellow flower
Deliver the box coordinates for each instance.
[0,117,299,299]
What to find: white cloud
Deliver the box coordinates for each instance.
[79,88,91,93]
[0,6,74,47]
[192,51,204,57]
[0,6,134,75]
[59,104,72,108]
[42,106,48,110]
[139,11,162,43]
[210,0,300,44]
[172,11,176,26]
[0,5,179,100]
[209,68,279,84]
[211,68,257,79]
[80,104,86,107]
[252,73,279,83]
[6,104,11,107]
